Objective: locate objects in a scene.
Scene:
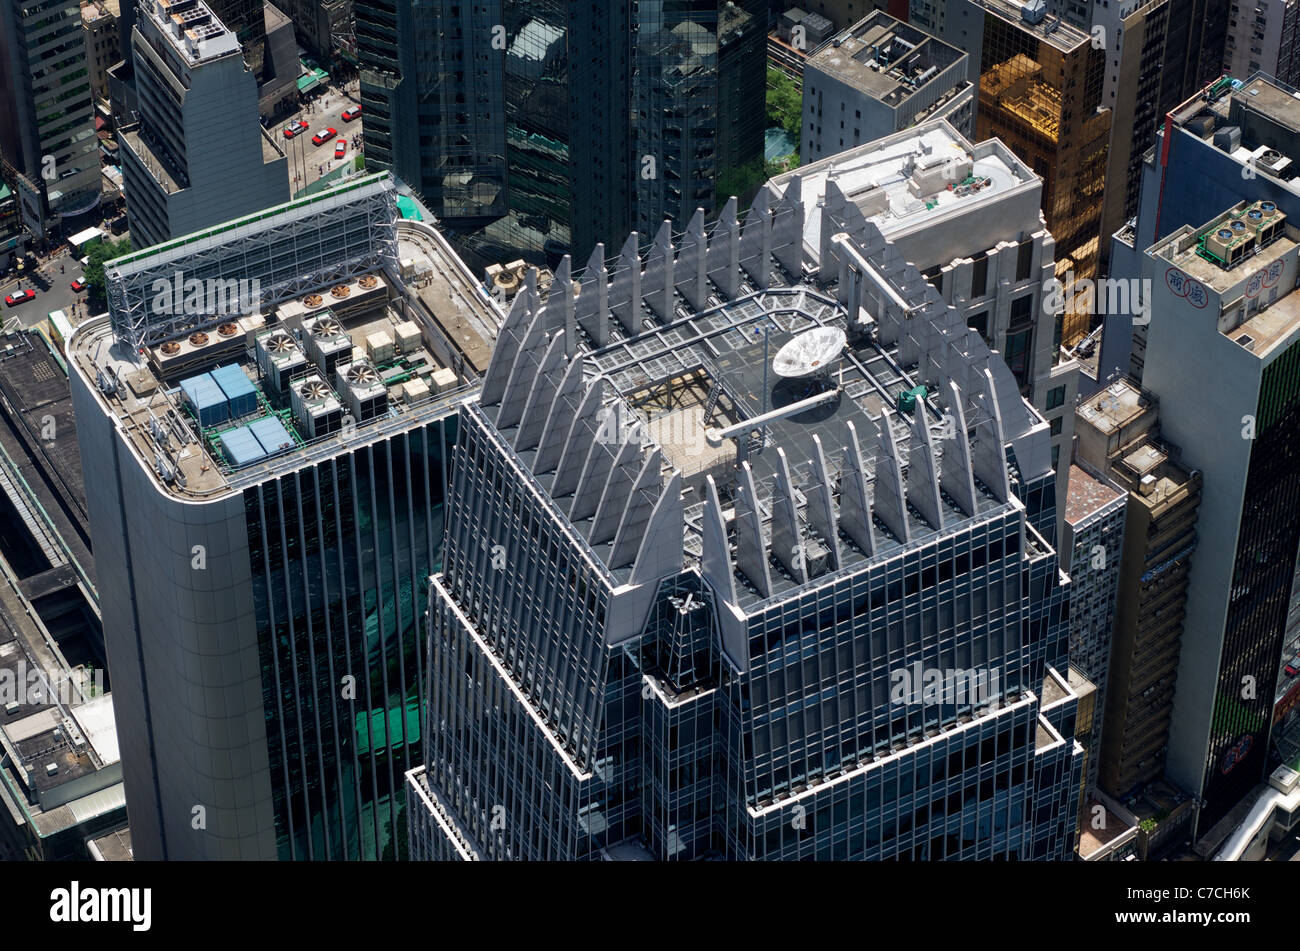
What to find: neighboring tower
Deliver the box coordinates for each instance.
[83,0,124,108]
[772,119,1080,514]
[1107,74,1300,387]
[355,1,769,268]
[1143,199,1300,838]
[1224,0,1300,87]
[0,0,102,221]
[68,173,495,860]
[800,11,974,163]
[946,0,1111,348]
[1060,462,1126,793]
[118,0,288,248]
[408,173,1083,861]
[1073,379,1201,799]
[205,0,268,78]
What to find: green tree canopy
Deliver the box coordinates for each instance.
[84,237,132,312]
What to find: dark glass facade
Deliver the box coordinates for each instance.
[206,0,267,77]
[356,1,767,267]
[1200,339,1300,830]
[411,402,1081,861]
[245,419,455,860]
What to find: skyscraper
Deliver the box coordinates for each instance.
[771,120,1081,513]
[118,0,288,249]
[354,1,769,267]
[1073,379,1202,799]
[68,173,497,860]
[1143,197,1300,836]
[946,0,1112,347]
[407,158,1083,860]
[0,0,102,220]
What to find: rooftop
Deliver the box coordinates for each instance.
[1064,464,1121,525]
[770,120,1037,256]
[143,0,241,63]
[475,170,1052,613]
[1075,378,1148,436]
[1152,200,1300,357]
[971,0,1093,52]
[1168,74,1300,192]
[806,12,966,106]
[70,185,496,501]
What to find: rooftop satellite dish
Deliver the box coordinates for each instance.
[772,327,847,379]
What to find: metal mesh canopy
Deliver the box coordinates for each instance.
[105,173,400,351]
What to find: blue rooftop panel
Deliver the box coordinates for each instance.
[210,363,259,419]
[219,426,266,468]
[179,373,229,428]
[249,416,295,457]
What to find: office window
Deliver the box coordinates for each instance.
[968,310,990,344]
[1010,293,1033,329]
[1050,416,1063,436]
[971,251,989,297]
[1015,240,1033,281]
[1046,385,1066,410]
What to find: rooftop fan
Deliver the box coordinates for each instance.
[346,363,379,385]
[303,294,324,307]
[266,333,297,352]
[189,332,209,346]
[313,317,344,336]
[218,322,239,337]
[161,341,181,355]
[330,284,352,298]
[299,380,332,401]
[359,275,379,289]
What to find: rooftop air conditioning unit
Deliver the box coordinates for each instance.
[336,360,389,422]
[291,375,344,438]
[303,314,353,379]
[255,331,308,393]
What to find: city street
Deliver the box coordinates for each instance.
[1,250,87,329]
[277,83,364,194]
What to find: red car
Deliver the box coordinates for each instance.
[70,278,86,292]
[342,106,362,122]
[335,139,347,159]
[4,289,35,306]
[282,120,309,138]
[1286,655,1300,677]
[311,126,338,145]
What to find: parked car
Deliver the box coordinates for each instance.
[1286,655,1300,677]
[335,139,347,159]
[311,127,338,145]
[70,278,86,292]
[282,120,309,138]
[342,106,362,122]
[4,289,35,306]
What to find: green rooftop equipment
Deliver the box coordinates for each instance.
[898,385,928,414]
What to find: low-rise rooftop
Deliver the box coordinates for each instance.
[806,12,966,106]
[771,120,1037,255]
[1064,464,1121,526]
